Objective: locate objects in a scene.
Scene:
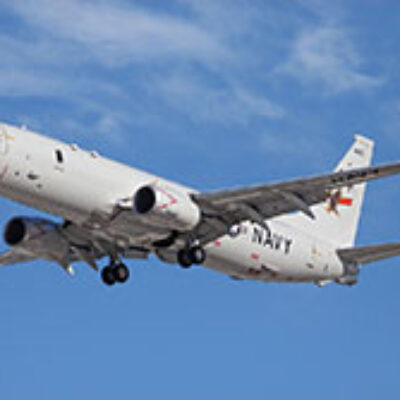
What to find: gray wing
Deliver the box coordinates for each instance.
[192,162,400,245]
[0,221,149,274]
[338,242,400,265]
[0,250,36,266]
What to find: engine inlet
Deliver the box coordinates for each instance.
[4,218,26,246]
[135,186,156,214]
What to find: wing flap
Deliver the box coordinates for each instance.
[338,242,400,265]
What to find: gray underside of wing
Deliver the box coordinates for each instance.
[338,242,400,265]
[0,221,150,270]
[0,250,37,266]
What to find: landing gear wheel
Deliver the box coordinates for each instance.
[177,245,207,268]
[101,266,116,286]
[114,263,130,283]
[177,249,193,269]
[189,246,206,265]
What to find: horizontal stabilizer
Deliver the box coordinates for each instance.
[338,242,400,265]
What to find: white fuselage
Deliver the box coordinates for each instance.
[0,123,345,283]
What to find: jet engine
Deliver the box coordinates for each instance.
[4,217,61,247]
[134,184,201,231]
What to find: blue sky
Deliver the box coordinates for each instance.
[0,1,400,399]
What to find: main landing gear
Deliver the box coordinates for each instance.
[101,262,130,286]
[100,244,206,285]
[177,245,206,269]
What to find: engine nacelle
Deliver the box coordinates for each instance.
[4,217,59,247]
[134,184,201,231]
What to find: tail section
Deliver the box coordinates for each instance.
[283,135,374,247]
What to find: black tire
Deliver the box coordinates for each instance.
[114,264,130,283]
[101,266,116,286]
[189,246,206,265]
[177,249,193,269]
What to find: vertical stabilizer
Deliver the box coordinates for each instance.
[282,135,374,247]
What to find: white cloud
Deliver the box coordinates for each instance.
[234,89,285,120]
[150,72,284,124]
[7,0,228,66]
[0,0,286,131]
[260,130,335,171]
[278,26,383,94]
[377,100,400,146]
[0,69,64,97]
[0,34,69,97]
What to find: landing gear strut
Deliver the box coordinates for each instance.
[177,245,207,269]
[101,262,130,286]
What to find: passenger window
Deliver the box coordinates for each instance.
[55,149,64,163]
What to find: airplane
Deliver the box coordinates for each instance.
[0,122,400,288]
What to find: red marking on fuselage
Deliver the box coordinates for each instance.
[214,240,222,247]
[338,197,353,206]
[251,253,260,260]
